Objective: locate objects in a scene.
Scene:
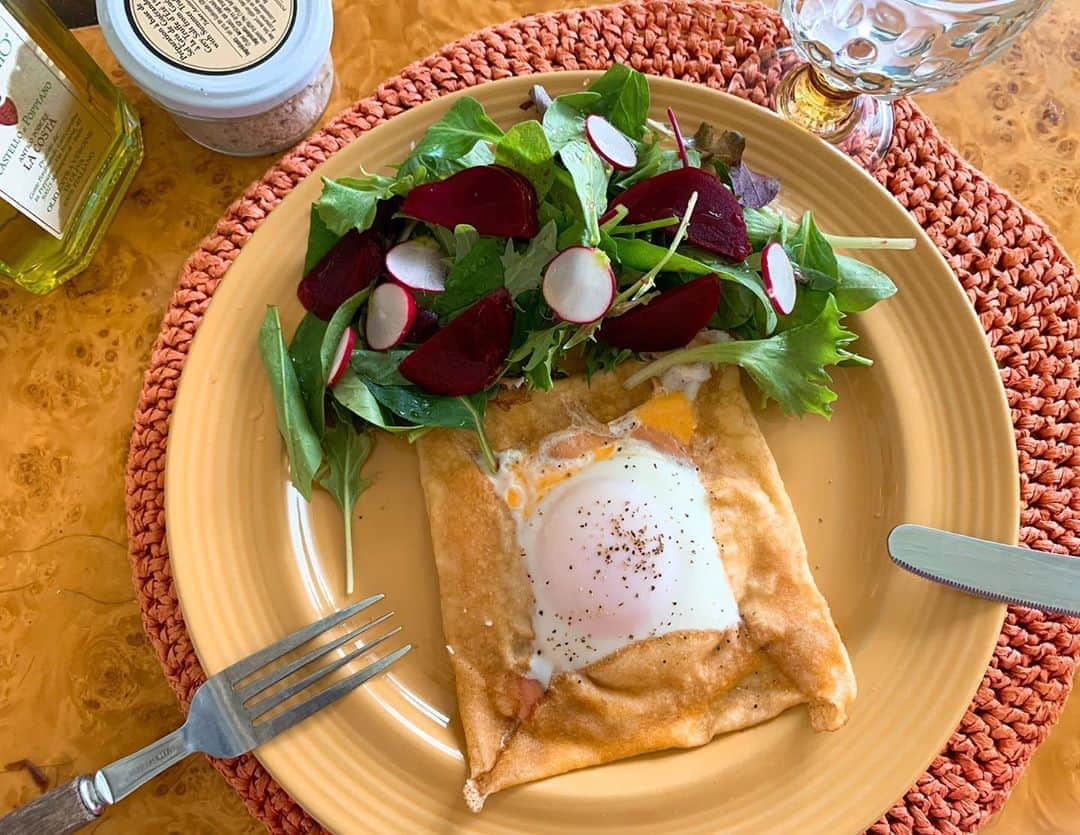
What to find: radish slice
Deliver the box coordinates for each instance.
[585,115,637,171]
[761,242,797,315]
[386,239,446,293]
[365,283,417,350]
[328,327,357,387]
[542,246,616,324]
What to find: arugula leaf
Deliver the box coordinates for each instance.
[314,174,399,235]
[586,64,650,138]
[834,255,898,312]
[787,211,838,279]
[318,419,373,595]
[503,221,559,297]
[349,348,411,385]
[304,206,340,274]
[398,97,504,180]
[431,237,505,319]
[259,306,324,499]
[288,313,329,436]
[495,121,555,199]
[625,296,862,417]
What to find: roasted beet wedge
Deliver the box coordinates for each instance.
[607,167,751,261]
[399,288,514,395]
[598,276,722,352]
[401,165,540,239]
[298,229,384,321]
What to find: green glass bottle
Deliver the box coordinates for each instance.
[0,0,142,294]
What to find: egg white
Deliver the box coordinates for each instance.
[495,429,740,686]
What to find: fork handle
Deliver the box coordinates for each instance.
[0,777,102,834]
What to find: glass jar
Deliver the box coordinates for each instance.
[0,0,143,294]
[97,0,334,157]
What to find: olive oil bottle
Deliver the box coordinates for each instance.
[0,0,142,294]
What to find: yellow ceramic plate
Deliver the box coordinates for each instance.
[166,74,1019,834]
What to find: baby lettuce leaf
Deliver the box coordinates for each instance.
[305,206,341,274]
[834,255,898,312]
[288,313,329,436]
[332,369,414,431]
[259,306,324,499]
[625,296,861,417]
[495,121,555,199]
[366,383,496,471]
[397,97,504,181]
[430,237,505,319]
[557,139,608,246]
[315,174,400,236]
[586,64,650,138]
[349,348,411,385]
[317,418,373,595]
[503,221,559,297]
[288,289,369,437]
[786,211,838,279]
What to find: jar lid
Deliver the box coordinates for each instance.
[96,0,333,119]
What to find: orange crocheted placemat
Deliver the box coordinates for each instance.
[125,2,1080,832]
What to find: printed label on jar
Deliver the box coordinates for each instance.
[125,0,297,75]
[0,7,112,239]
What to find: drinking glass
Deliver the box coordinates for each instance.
[729,0,1052,167]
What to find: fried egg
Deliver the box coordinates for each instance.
[491,381,740,686]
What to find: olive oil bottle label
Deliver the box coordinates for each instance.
[0,6,111,238]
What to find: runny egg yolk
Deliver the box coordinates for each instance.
[632,390,697,443]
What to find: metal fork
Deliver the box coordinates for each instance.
[0,594,409,835]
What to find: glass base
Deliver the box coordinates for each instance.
[727,46,894,171]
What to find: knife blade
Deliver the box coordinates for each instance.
[888,524,1080,617]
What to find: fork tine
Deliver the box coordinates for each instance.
[222,594,384,684]
[252,644,412,745]
[246,626,402,720]
[236,611,395,702]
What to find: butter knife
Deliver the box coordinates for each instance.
[888,524,1080,617]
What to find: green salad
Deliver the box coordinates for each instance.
[259,65,910,592]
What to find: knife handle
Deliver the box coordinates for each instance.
[0,777,104,835]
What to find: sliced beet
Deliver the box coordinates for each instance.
[399,288,514,395]
[406,307,440,343]
[298,229,384,321]
[598,276,722,352]
[401,165,540,239]
[606,167,751,262]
